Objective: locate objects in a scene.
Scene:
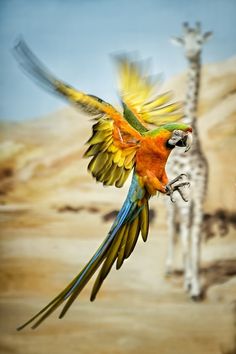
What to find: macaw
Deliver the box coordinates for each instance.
[14,41,192,330]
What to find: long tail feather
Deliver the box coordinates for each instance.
[116,224,130,269]
[90,226,126,302]
[124,216,140,258]
[17,173,149,330]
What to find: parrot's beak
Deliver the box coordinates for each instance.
[168,130,193,152]
[184,131,193,152]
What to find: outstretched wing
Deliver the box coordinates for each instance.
[13,40,143,187]
[116,56,183,127]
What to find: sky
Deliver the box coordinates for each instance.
[0,0,236,121]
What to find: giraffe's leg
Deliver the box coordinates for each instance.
[165,202,177,276]
[190,199,203,300]
[179,204,192,292]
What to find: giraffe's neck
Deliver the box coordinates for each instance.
[183,55,200,124]
[183,55,201,149]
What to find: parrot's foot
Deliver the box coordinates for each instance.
[165,174,190,202]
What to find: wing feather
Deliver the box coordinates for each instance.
[85,118,140,187]
[116,56,184,128]
[14,40,143,188]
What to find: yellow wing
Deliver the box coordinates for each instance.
[116,56,184,127]
[14,40,142,188]
[84,116,140,187]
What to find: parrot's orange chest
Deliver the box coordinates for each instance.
[135,135,171,181]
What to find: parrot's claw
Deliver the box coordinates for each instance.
[165,184,176,202]
[167,173,188,186]
[165,174,190,203]
[177,186,189,202]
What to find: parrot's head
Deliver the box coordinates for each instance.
[164,123,193,152]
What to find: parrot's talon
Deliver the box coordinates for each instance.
[172,181,190,190]
[165,175,190,203]
[177,187,188,202]
[165,185,175,202]
[167,173,186,187]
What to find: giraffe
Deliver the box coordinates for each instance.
[165,22,212,299]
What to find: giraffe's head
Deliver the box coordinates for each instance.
[171,22,212,60]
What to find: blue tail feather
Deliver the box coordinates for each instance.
[17,172,147,330]
[64,173,143,299]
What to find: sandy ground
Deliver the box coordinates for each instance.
[0,201,235,354]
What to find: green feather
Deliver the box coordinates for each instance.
[88,154,106,176]
[115,168,130,188]
[140,200,149,242]
[116,223,130,269]
[122,102,148,134]
[124,216,140,258]
[87,129,112,145]
[90,225,126,301]
[84,143,102,157]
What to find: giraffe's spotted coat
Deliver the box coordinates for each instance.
[166,23,212,298]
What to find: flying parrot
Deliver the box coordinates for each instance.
[13,40,192,330]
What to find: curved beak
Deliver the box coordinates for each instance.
[168,130,193,152]
[184,131,193,152]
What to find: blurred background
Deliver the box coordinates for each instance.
[0,0,236,353]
